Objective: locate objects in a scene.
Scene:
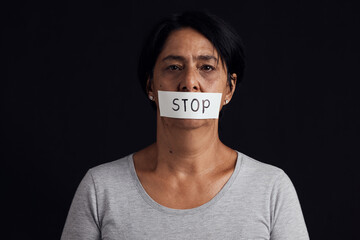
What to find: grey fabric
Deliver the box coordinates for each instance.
[61,152,309,240]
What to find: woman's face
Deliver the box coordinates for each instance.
[149,27,236,129]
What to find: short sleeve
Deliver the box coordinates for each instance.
[61,170,101,240]
[270,172,309,240]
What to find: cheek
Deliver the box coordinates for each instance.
[153,75,179,91]
[153,72,183,90]
[152,70,166,90]
[201,69,227,86]
[203,76,228,91]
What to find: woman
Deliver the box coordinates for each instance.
[61,11,309,239]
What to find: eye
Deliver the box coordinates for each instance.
[166,65,183,71]
[200,65,215,72]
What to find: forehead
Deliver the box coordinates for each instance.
[158,27,219,59]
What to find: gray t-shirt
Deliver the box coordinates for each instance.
[61,151,309,240]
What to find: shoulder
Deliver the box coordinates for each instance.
[86,154,134,188]
[234,151,295,197]
[238,151,285,181]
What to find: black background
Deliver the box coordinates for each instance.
[2,0,359,239]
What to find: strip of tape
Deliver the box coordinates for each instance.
[158,90,222,119]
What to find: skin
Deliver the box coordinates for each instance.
[133,27,238,209]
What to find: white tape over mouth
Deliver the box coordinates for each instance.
[158,90,222,119]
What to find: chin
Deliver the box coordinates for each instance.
[163,118,212,130]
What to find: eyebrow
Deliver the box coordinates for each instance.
[161,55,218,62]
[162,55,185,62]
[195,55,218,62]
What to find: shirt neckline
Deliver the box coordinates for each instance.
[128,151,243,215]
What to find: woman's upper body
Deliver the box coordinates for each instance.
[61,151,309,240]
[61,11,309,239]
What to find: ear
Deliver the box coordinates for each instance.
[146,76,154,96]
[225,73,237,101]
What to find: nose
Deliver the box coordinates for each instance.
[179,68,200,92]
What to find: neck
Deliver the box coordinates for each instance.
[155,116,225,175]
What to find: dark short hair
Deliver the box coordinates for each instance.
[138,11,246,96]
